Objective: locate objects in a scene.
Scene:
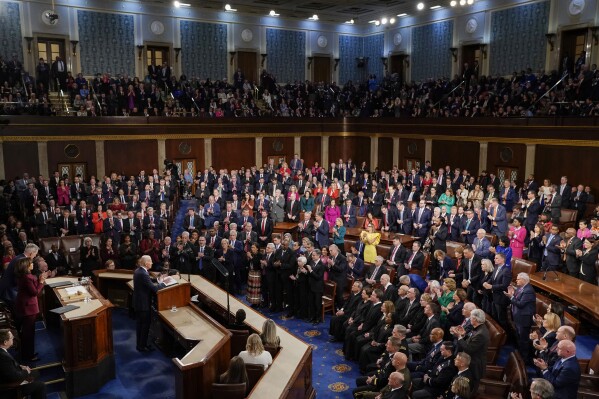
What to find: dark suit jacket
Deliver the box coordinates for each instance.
[308,260,325,293]
[541,233,563,267]
[362,302,383,332]
[564,236,583,275]
[463,255,483,289]
[315,219,330,248]
[542,356,580,399]
[490,265,512,306]
[328,254,348,285]
[394,208,413,235]
[457,323,490,381]
[183,215,202,231]
[511,283,536,327]
[405,250,424,272]
[459,217,480,244]
[0,349,29,383]
[132,266,164,312]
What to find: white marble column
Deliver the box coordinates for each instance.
[424,139,432,163]
[37,141,48,178]
[204,138,212,168]
[370,137,379,169]
[255,137,263,167]
[392,137,400,167]
[321,136,329,167]
[157,139,166,168]
[95,140,105,178]
[525,144,536,178]
[479,141,488,176]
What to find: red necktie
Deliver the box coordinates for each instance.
[262,219,266,235]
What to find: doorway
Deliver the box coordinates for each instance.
[37,37,66,77]
[146,46,170,68]
[560,28,587,76]
[461,44,481,71]
[58,163,87,181]
[497,167,518,186]
[313,56,331,83]
[237,51,258,84]
[389,54,405,82]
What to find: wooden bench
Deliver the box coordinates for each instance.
[485,312,507,365]
[478,351,527,398]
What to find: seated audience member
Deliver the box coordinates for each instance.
[219,356,249,389]
[228,309,252,333]
[447,375,473,399]
[536,339,580,399]
[411,341,457,399]
[238,333,273,370]
[0,329,47,399]
[260,318,280,348]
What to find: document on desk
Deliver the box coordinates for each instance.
[162,276,178,287]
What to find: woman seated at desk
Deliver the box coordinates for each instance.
[238,333,273,370]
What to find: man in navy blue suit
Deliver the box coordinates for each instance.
[487,198,508,237]
[133,255,165,352]
[413,200,431,244]
[394,202,413,235]
[537,339,580,399]
[507,272,536,361]
[540,225,563,271]
[482,253,511,331]
[314,212,330,249]
[459,209,479,245]
[341,199,357,228]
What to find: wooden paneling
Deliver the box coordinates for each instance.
[47,141,97,178]
[237,51,258,84]
[166,139,205,172]
[398,138,425,171]
[313,56,331,83]
[301,136,321,170]
[104,140,158,176]
[535,145,599,190]
[4,142,39,179]
[211,138,254,170]
[262,137,294,167]
[378,137,394,171]
[432,140,480,176]
[329,136,370,167]
[487,142,526,183]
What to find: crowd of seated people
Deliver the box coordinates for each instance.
[3,49,599,117]
[0,153,597,397]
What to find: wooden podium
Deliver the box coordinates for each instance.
[43,277,115,398]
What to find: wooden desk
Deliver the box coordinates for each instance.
[529,272,599,320]
[43,277,115,398]
[273,221,299,240]
[190,275,315,399]
[93,269,135,307]
[345,228,418,247]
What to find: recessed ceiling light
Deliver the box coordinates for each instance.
[269,9,279,16]
[417,2,425,10]
[397,13,407,17]
[467,0,474,4]
[381,17,388,24]
[224,4,237,11]
[460,0,466,5]
[309,14,319,20]
[345,19,354,24]
[173,1,190,7]
[450,0,457,6]
[389,17,396,24]
[430,5,441,9]
[375,20,380,26]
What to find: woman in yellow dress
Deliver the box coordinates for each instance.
[360,223,381,263]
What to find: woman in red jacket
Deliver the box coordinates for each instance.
[15,257,46,362]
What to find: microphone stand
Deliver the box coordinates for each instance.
[542,269,560,281]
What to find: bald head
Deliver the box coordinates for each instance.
[392,351,408,370]
[557,339,576,358]
[388,371,404,389]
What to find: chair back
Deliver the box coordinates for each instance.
[535,292,580,334]
[229,329,249,357]
[211,382,246,399]
[39,237,61,256]
[484,313,507,364]
[264,344,280,359]
[245,364,264,394]
[504,351,528,394]
[587,344,599,374]
[511,258,537,282]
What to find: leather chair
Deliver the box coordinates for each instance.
[88,234,102,249]
[559,209,578,230]
[39,236,61,256]
[322,281,337,320]
[356,216,365,228]
[479,351,527,398]
[229,329,249,357]
[385,266,396,286]
[245,363,264,394]
[343,275,355,301]
[211,382,246,399]
[410,252,430,278]
[511,258,537,282]
[446,241,465,259]
[535,292,580,334]
[343,238,357,256]
[578,344,599,396]
[264,344,280,359]
[376,244,392,260]
[485,313,507,365]
[485,233,498,247]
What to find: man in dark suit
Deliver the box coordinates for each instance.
[412,341,457,399]
[341,199,358,228]
[540,225,563,272]
[285,193,301,222]
[459,209,479,245]
[455,309,490,382]
[487,198,508,237]
[403,241,425,276]
[570,185,588,221]
[344,288,384,360]
[0,329,47,399]
[413,200,431,243]
[560,228,583,277]
[398,287,421,327]
[394,202,413,235]
[407,327,444,377]
[461,247,482,304]
[76,201,94,235]
[36,58,50,92]
[314,212,330,249]
[327,245,348,310]
[57,209,77,236]
[558,176,571,209]
[147,62,160,81]
[133,255,165,352]
[44,244,69,275]
[256,209,273,248]
[51,56,67,90]
[347,253,365,280]
[275,238,297,315]
[364,256,386,287]
[408,303,441,355]
[537,339,580,399]
[507,272,536,361]
[386,235,408,274]
[306,251,325,324]
[183,208,202,232]
[329,280,363,341]
[482,253,511,331]
[522,191,542,234]
[194,236,214,278]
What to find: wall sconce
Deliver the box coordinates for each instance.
[229,51,236,66]
[260,53,267,67]
[381,57,388,71]
[449,47,458,62]
[307,56,313,69]
[479,44,487,59]
[334,58,340,71]
[174,48,181,63]
[591,27,599,46]
[24,37,33,54]
[137,45,144,60]
[545,33,556,51]
[70,40,79,56]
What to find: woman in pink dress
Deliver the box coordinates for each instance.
[56,179,70,206]
[509,217,526,259]
[324,199,341,232]
[577,220,592,239]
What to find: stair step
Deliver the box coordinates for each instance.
[33,361,62,370]
[45,378,66,385]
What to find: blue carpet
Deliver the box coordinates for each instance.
[170,199,197,239]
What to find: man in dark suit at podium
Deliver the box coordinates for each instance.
[0,329,47,399]
[133,255,165,352]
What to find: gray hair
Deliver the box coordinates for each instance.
[375,255,384,263]
[481,258,494,273]
[517,272,530,283]
[470,309,486,324]
[181,231,190,238]
[83,237,92,244]
[297,256,307,265]
[530,378,555,399]
[266,243,275,250]
[428,280,441,290]
[393,324,407,335]
[24,243,39,256]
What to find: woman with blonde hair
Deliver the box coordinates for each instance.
[238,333,273,370]
[360,223,381,263]
[260,318,280,347]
